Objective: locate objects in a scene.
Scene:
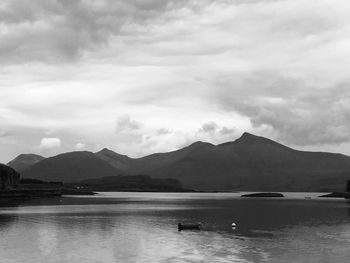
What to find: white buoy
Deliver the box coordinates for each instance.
[232,222,237,229]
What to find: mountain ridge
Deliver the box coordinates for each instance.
[11,132,350,191]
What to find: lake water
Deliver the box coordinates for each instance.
[0,192,350,263]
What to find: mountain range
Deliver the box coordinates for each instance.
[7,132,350,192]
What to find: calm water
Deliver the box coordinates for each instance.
[0,192,350,263]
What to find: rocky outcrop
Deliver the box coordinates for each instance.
[0,164,20,190]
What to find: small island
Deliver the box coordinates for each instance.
[241,192,284,198]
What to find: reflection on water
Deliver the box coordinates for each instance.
[0,192,350,262]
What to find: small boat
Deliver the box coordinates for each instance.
[178,223,201,231]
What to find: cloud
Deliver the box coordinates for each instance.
[1,0,350,161]
[0,0,189,64]
[220,126,236,135]
[196,121,238,144]
[115,115,141,133]
[200,121,219,133]
[156,128,171,136]
[39,137,61,149]
[213,73,350,146]
[75,142,86,150]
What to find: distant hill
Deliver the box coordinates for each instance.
[7,154,45,173]
[22,151,124,182]
[13,132,350,191]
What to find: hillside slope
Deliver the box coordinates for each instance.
[22,151,124,182]
[7,154,45,173]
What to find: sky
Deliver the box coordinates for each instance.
[1,0,350,163]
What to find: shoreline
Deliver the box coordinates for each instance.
[0,188,97,199]
[1,189,349,200]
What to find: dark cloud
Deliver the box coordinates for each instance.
[200,121,218,133]
[0,0,192,63]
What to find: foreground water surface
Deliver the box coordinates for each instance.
[0,192,350,263]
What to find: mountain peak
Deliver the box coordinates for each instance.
[240,132,255,138]
[237,132,270,142]
[98,148,113,154]
[13,153,44,160]
[189,141,212,147]
[186,141,214,150]
[96,147,131,160]
[230,132,292,151]
[217,132,261,147]
[96,148,120,155]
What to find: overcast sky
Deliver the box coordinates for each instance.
[1,0,350,162]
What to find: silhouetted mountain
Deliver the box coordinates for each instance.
[13,132,350,191]
[7,154,45,173]
[0,164,20,190]
[92,134,350,191]
[22,151,124,182]
[145,133,350,191]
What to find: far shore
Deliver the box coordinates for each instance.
[1,189,349,200]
